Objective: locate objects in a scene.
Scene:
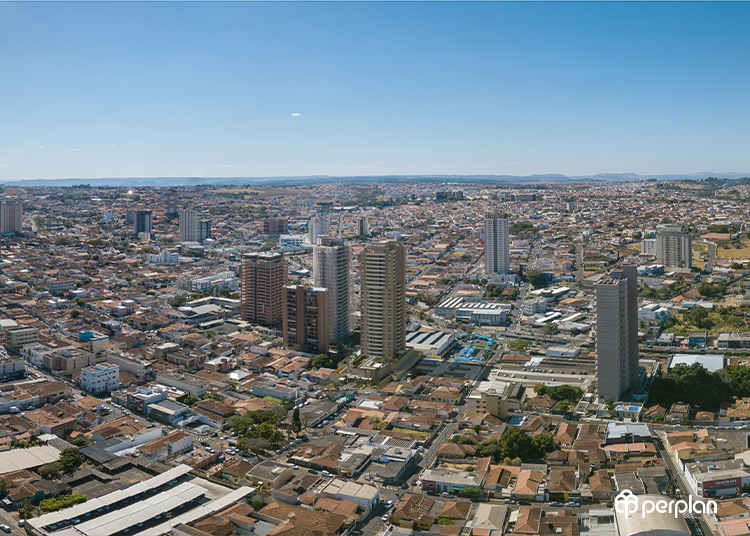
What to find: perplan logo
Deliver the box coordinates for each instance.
[614,490,717,518]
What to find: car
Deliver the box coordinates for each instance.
[18,520,25,528]
[519,500,531,505]
[551,378,556,381]
[504,498,514,504]
[308,468,319,474]
[441,492,454,498]
[578,377,583,381]
[566,501,578,507]
[549,502,562,507]
[381,515,390,522]
[523,375,527,379]
[510,374,516,378]
[322,470,332,477]
[386,500,393,508]
[0,525,11,533]
[401,482,409,489]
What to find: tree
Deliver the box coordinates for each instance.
[38,463,60,479]
[59,448,84,473]
[462,486,480,498]
[311,354,334,370]
[525,269,547,289]
[0,479,8,496]
[292,408,302,434]
[532,434,559,457]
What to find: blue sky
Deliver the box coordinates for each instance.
[1,1,749,181]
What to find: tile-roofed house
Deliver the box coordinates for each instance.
[515,507,542,534]
[391,493,436,531]
[588,469,613,500]
[439,500,472,522]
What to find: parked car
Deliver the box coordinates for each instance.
[441,492,454,498]
[0,525,11,533]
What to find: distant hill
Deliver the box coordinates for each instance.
[1,171,748,187]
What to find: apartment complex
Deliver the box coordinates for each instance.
[241,252,288,329]
[360,240,406,361]
[595,265,639,400]
[134,210,152,235]
[199,219,211,241]
[656,225,692,269]
[5,326,39,350]
[179,208,199,242]
[0,201,23,235]
[282,285,329,353]
[263,218,288,235]
[164,188,179,216]
[356,214,369,237]
[641,238,656,256]
[485,209,510,274]
[81,362,120,394]
[313,235,352,342]
[308,213,331,245]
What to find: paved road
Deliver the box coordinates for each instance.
[704,241,717,273]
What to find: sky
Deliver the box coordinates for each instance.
[1,1,750,182]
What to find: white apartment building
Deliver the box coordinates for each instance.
[308,213,331,245]
[656,225,692,269]
[81,363,120,394]
[641,238,656,256]
[179,208,199,243]
[313,235,352,342]
[485,209,509,274]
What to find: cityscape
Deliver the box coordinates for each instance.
[0,179,745,536]
[2,2,750,536]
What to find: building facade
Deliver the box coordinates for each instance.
[81,363,120,394]
[313,235,352,342]
[308,213,331,245]
[179,208,199,242]
[263,218,288,235]
[164,188,179,216]
[360,240,406,361]
[282,285,329,353]
[240,252,288,328]
[641,238,656,256]
[656,225,692,269]
[595,265,639,400]
[199,219,211,241]
[356,214,369,237]
[485,210,510,274]
[134,210,152,235]
[0,202,22,235]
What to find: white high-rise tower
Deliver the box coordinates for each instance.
[313,235,352,343]
[484,209,509,274]
[179,208,199,243]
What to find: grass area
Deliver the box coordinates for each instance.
[717,239,750,259]
[666,310,748,336]
[693,241,707,253]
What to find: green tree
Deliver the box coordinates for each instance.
[38,463,61,479]
[532,434,559,457]
[292,407,302,434]
[311,353,334,370]
[525,269,547,288]
[59,448,84,473]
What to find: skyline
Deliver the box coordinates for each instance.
[2,2,750,181]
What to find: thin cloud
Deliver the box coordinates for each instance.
[291,113,301,117]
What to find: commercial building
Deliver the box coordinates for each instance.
[155,371,208,398]
[318,478,380,510]
[313,235,352,342]
[198,219,211,241]
[282,285,330,353]
[240,252,287,329]
[614,493,690,536]
[5,326,39,350]
[263,217,289,235]
[164,188,179,216]
[134,210,152,235]
[420,468,485,494]
[179,208,199,242]
[0,201,22,235]
[684,459,750,498]
[360,240,406,361]
[595,265,638,400]
[485,209,510,274]
[107,353,152,380]
[308,213,331,245]
[0,350,25,380]
[81,362,119,394]
[48,279,75,294]
[357,213,369,237]
[656,225,692,269]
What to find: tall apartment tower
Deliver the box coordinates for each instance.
[360,240,406,361]
[313,235,352,343]
[641,238,657,256]
[164,188,179,217]
[0,202,22,235]
[356,214,369,237]
[282,285,329,353]
[308,213,331,245]
[263,218,288,236]
[179,208,199,242]
[656,225,692,269]
[134,210,152,235]
[241,252,288,328]
[485,209,510,274]
[595,265,639,401]
[199,220,212,242]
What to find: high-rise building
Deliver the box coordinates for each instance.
[360,240,406,361]
[282,285,329,353]
[0,202,23,235]
[199,220,211,242]
[164,188,179,217]
[134,210,152,236]
[313,235,352,343]
[179,208,199,242]
[241,252,288,328]
[356,214,369,237]
[485,209,509,274]
[641,238,657,256]
[656,225,692,269]
[595,265,638,401]
[308,213,331,245]
[263,218,288,236]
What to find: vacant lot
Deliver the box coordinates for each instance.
[717,239,750,259]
